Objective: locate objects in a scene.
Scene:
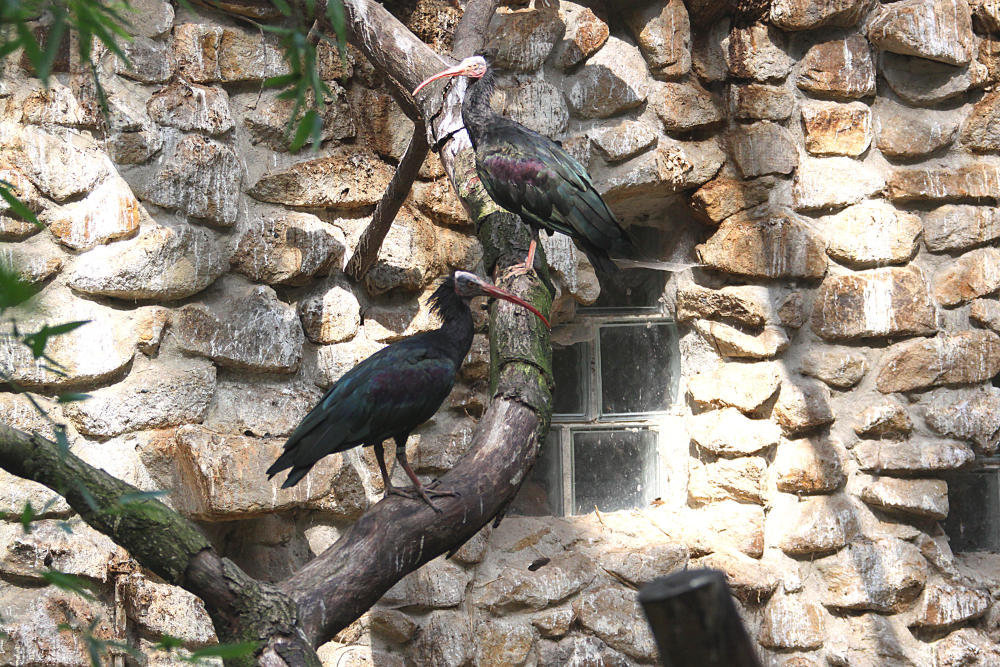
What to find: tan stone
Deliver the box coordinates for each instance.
[651,80,723,132]
[231,210,345,286]
[822,201,922,268]
[688,456,767,505]
[774,436,846,494]
[684,501,766,558]
[69,222,226,301]
[859,475,948,519]
[692,320,790,359]
[355,88,415,161]
[965,90,1000,152]
[687,361,781,415]
[382,557,470,610]
[971,297,1000,334]
[2,125,109,201]
[370,609,416,644]
[676,284,770,327]
[697,209,826,279]
[0,587,115,666]
[411,178,468,227]
[868,0,975,66]
[793,156,885,210]
[692,19,729,83]
[811,267,938,341]
[2,236,63,286]
[873,97,960,160]
[934,628,1000,666]
[688,176,773,224]
[800,347,868,389]
[476,618,536,667]
[588,120,657,162]
[531,606,575,639]
[0,518,123,583]
[855,400,912,439]
[115,35,173,83]
[484,7,564,72]
[882,51,985,106]
[729,122,798,177]
[598,138,726,208]
[933,247,1000,306]
[815,538,927,611]
[801,101,872,157]
[773,494,858,555]
[298,281,361,345]
[694,551,779,603]
[797,34,876,99]
[923,386,1000,452]
[771,0,872,30]
[409,611,474,667]
[204,374,322,439]
[923,205,1000,252]
[573,587,657,661]
[724,24,794,81]
[44,175,143,250]
[120,573,216,647]
[21,80,99,128]
[876,331,1000,393]
[729,82,795,121]
[688,407,782,457]
[471,552,597,613]
[244,86,355,152]
[624,0,691,78]
[249,148,394,209]
[553,6,608,70]
[565,36,649,118]
[912,581,990,629]
[597,544,689,587]
[854,437,974,473]
[758,594,826,649]
[774,376,835,435]
[147,82,233,135]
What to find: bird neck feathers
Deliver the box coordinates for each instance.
[462,67,497,149]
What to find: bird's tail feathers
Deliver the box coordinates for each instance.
[610,257,699,272]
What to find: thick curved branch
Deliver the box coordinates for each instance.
[0,424,319,665]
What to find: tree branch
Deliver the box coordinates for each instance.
[452,0,499,58]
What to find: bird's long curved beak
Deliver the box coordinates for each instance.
[480,283,551,329]
[413,63,470,96]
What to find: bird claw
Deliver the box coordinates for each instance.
[385,483,458,513]
[503,263,534,280]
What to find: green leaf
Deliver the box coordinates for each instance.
[57,392,91,403]
[263,73,298,89]
[185,641,260,661]
[42,569,96,600]
[270,0,292,15]
[0,262,38,312]
[326,0,347,63]
[18,501,36,534]
[21,320,90,359]
[152,634,185,651]
[0,180,41,227]
[288,108,320,152]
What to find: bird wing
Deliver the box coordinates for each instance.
[266,341,458,478]
[475,122,626,252]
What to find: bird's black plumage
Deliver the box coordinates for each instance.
[462,65,630,274]
[266,276,472,494]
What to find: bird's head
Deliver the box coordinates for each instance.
[413,56,489,96]
[439,270,550,328]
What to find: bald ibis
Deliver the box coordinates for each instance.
[266,271,549,512]
[414,56,631,275]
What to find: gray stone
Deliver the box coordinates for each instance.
[797,34,876,99]
[538,636,631,667]
[822,201,922,268]
[867,0,975,66]
[120,573,217,647]
[0,518,123,582]
[687,361,782,416]
[923,386,1000,452]
[684,501,766,558]
[811,267,938,341]
[793,156,885,210]
[874,97,960,159]
[204,374,321,438]
[382,557,470,610]
[128,0,173,37]
[800,347,869,389]
[115,36,173,83]
[730,122,797,177]
[815,538,927,611]
[147,82,233,135]
[299,280,362,345]
[729,82,795,121]
[0,236,62,286]
[43,175,144,250]
[249,148,394,209]
[69,222,227,301]
[624,0,691,78]
[923,205,1000,253]
[881,52,984,106]
[771,0,872,30]
[964,89,1000,152]
[598,544,688,587]
[854,437,974,473]
[651,80,723,133]
[484,7,564,72]
[697,209,826,280]
[409,611,475,667]
[573,587,657,662]
[773,493,858,555]
[971,297,1000,333]
[531,606,575,639]
[139,134,241,226]
[244,85,354,152]
[688,407,782,457]
[859,475,948,519]
[174,281,304,373]
[565,36,649,118]
[63,357,215,437]
[758,594,826,649]
[501,78,568,137]
[774,436,846,494]
[21,80,99,128]
[598,138,725,210]
[2,125,109,201]
[472,552,597,613]
[0,167,44,240]
[354,87,413,161]
[231,210,345,286]
[801,100,872,157]
[675,284,770,328]
[855,400,912,438]
[691,19,729,83]
[694,551,779,604]
[0,586,115,666]
[692,320,790,359]
[934,628,1000,666]
[370,609,416,644]
[724,24,794,81]
[933,247,1000,306]
[588,120,657,162]
[877,331,1000,393]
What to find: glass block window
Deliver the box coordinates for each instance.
[512,262,680,517]
[943,463,1000,552]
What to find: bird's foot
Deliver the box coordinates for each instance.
[385,482,458,513]
[503,261,535,280]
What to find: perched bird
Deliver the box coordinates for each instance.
[414,55,631,275]
[266,271,549,512]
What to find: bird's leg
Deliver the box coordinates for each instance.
[373,441,394,491]
[505,237,538,278]
[384,436,457,513]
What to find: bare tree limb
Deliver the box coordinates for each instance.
[452,0,499,58]
[343,120,428,280]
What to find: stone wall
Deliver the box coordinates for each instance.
[2,0,1000,665]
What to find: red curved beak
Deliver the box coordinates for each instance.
[413,63,473,96]
[480,283,551,329]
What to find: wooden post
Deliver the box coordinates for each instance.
[638,569,762,667]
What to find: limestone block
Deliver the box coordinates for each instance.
[597,544,688,587]
[933,247,1000,306]
[21,80,99,128]
[44,175,143,250]
[231,210,345,286]
[923,205,1000,253]
[758,594,826,649]
[598,138,725,208]
[797,34,876,99]
[923,386,1000,452]
[821,201,922,268]
[244,85,354,152]
[624,0,691,78]
[774,376,835,435]
[800,347,868,389]
[859,475,949,519]
[1,236,62,286]
[771,0,872,30]
[815,538,927,611]
[688,175,774,224]
[298,280,362,345]
[147,82,233,135]
[120,573,217,647]
[730,122,798,177]
[971,297,1000,333]
[801,101,872,157]
[408,611,474,667]
[0,586,115,666]
[2,124,108,201]
[724,24,793,81]
[651,80,723,133]
[693,551,779,604]
[692,321,790,359]
[573,586,657,662]
[729,82,794,121]
[811,266,937,341]
[855,400,912,438]
[874,97,960,159]
[688,408,782,457]
[774,436,846,494]
[890,164,1000,203]
[471,552,597,613]
[204,374,321,438]
[411,178,468,227]
[538,636,631,666]
[793,156,885,210]
[249,147,393,209]
[552,6,608,70]
[501,78,568,137]
[692,19,729,83]
[531,606,575,639]
[565,36,649,118]
[588,120,657,163]
[370,609,417,644]
[476,618,536,667]
[382,557,471,610]
[773,494,858,555]
[854,437,974,474]
[882,52,985,105]
[0,518,123,582]
[114,35,173,83]
[675,284,770,327]
[697,209,826,279]
[867,0,975,66]
[483,7,564,72]
[688,456,767,505]
[687,361,781,415]
[685,501,765,558]
[876,331,1000,393]
[933,628,1000,665]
